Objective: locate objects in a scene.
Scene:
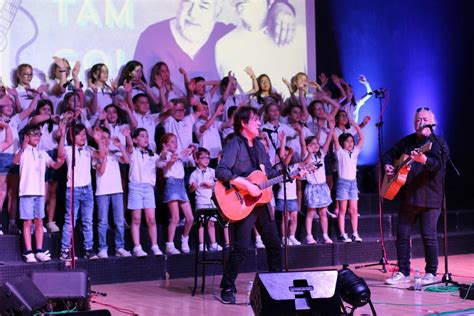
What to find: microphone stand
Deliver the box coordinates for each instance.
[355,89,396,272]
[422,128,460,287]
[265,128,292,271]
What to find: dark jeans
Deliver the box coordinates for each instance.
[220,205,282,290]
[396,204,441,276]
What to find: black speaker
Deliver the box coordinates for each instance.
[250,270,345,316]
[0,277,47,315]
[31,270,90,312]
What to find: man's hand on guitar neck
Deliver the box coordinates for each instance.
[230,177,262,197]
[410,150,428,164]
[384,164,395,176]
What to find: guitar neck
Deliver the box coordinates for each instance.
[258,169,299,190]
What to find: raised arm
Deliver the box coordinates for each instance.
[199,104,224,134]
[351,119,365,150]
[331,74,347,104]
[322,120,335,154]
[18,84,48,122]
[244,66,258,94]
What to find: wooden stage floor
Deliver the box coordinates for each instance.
[90,254,474,316]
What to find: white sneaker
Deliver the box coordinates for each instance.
[281,237,292,246]
[24,253,37,263]
[151,244,163,256]
[338,233,352,243]
[322,234,333,244]
[306,235,317,244]
[199,243,205,252]
[385,272,410,285]
[46,221,60,233]
[133,245,148,257]
[289,236,301,246]
[422,273,437,284]
[255,236,265,249]
[115,248,132,257]
[0,229,3,235]
[98,249,109,259]
[208,243,223,252]
[166,242,181,255]
[351,233,363,242]
[181,235,190,253]
[35,251,51,262]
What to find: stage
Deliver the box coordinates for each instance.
[89,254,474,316]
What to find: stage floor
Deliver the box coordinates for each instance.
[90,254,474,316]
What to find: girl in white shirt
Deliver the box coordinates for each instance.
[127,128,162,257]
[158,133,194,255]
[85,63,115,116]
[332,120,365,243]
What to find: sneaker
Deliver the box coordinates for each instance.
[281,237,291,246]
[46,221,60,233]
[0,228,3,235]
[421,273,437,285]
[255,236,265,249]
[8,224,19,235]
[338,233,352,243]
[165,242,181,255]
[306,235,317,244]
[98,249,109,259]
[133,245,148,257]
[209,243,223,252]
[326,211,337,219]
[84,249,99,260]
[24,252,37,263]
[385,272,410,285]
[115,248,132,257]
[351,233,363,242]
[151,244,163,256]
[59,249,78,261]
[181,235,190,253]
[322,234,333,244]
[289,236,301,246]
[199,243,205,252]
[220,288,236,304]
[35,250,51,262]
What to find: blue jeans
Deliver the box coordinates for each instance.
[96,193,125,251]
[397,205,441,276]
[61,185,94,251]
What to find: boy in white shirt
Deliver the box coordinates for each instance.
[13,124,65,262]
[132,94,160,152]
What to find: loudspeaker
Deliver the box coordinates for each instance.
[0,277,47,315]
[250,270,345,316]
[31,270,90,312]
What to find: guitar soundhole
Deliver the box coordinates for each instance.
[244,194,261,206]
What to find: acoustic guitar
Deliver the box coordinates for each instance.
[381,142,432,200]
[214,163,316,222]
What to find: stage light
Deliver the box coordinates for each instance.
[337,267,377,315]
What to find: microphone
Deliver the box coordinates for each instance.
[62,79,74,89]
[262,128,278,134]
[368,88,385,96]
[421,124,436,129]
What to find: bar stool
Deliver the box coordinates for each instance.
[192,208,227,296]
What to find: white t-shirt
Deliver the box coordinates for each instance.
[336,146,359,180]
[189,167,216,206]
[64,145,93,187]
[261,122,297,163]
[37,122,59,152]
[107,123,128,151]
[84,86,114,112]
[222,94,248,122]
[0,115,20,153]
[133,111,159,152]
[193,118,222,159]
[306,152,327,185]
[94,151,123,196]
[18,145,52,196]
[157,151,193,179]
[163,115,196,152]
[277,176,297,200]
[128,147,159,186]
[47,79,67,114]
[286,125,313,157]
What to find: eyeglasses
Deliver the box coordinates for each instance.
[28,131,42,136]
[198,156,210,160]
[416,107,430,112]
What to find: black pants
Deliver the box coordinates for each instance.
[220,205,282,290]
[396,204,441,276]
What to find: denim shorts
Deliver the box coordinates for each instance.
[163,177,189,203]
[336,178,359,201]
[45,149,59,182]
[19,195,45,219]
[128,183,156,210]
[0,153,15,176]
[275,199,299,212]
[305,182,332,209]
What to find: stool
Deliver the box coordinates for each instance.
[192,208,226,296]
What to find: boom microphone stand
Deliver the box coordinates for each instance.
[355,89,396,272]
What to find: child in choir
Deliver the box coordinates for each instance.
[189,147,228,251]
[158,133,195,255]
[302,123,335,244]
[58,124,106,260]
[0,115,12,235]
[332,120,365,243]
[94,127,132,258]
[14,124,65,262]
[85,63,115,115]
[127,128,163,257]
[132,94,160,152]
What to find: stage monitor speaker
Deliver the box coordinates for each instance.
[250,270,345,316]
[31,270,91,312]
[0,277,47,316]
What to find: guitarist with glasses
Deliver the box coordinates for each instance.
[383,108,448,286]
[217,106,284,304]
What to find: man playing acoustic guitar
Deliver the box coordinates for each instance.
[383,108,448,285]
[216,106,284,304]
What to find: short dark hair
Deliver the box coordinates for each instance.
[132,93,149,104]
[195,147,210,159]
[233,106,258,135]
[67,123,87,144]
[338,133,354,147]
[21,124,40,136]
